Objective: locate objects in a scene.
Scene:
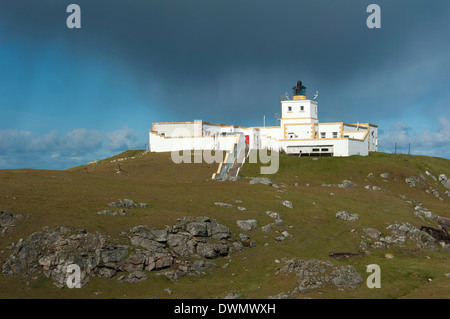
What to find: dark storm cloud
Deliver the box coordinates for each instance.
[1,1,450,137]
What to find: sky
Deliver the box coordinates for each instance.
[0,0,449,169]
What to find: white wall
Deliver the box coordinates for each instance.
[317,123,341,139]
[149,131,239,152]
[281,100,318,123]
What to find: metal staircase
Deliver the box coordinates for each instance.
[212,134,248,181]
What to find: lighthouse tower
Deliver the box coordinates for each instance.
[281,81,318,124]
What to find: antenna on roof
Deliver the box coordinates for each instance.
[313,90,319,100]
[279,92,290,101]
[274,113,281,124]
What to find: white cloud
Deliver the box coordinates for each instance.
[105,126,141,151]
[380,116,450,158]
[0,127,143,169]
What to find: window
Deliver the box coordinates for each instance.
[288,132,295,139]
[312,148,320,152]
[288,106,292,112]
[321,132,326,138]
[300,106,304,111]
[333,132,338,138]
[321,148,329,152]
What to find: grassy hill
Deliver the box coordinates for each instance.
[0,150,449,299]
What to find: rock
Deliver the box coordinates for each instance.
[0,210,14,227]
[261,224,272,232]
[139,203,148,208]
[405,176,420,187]
[249,177,273,186]
[186,222,209,237]
[119,199,137,209]
[230,241,244,254]
[439,174,450,189]
[414,206,434,221]
[237,206,247,211]
[266,211,281,220]
[196,243,218,259]
[53,282,64,289]
[118,271,148,284]
[281,201,293,209]
[383,222,438,250]
[97,268,117,278]
[268,293,291,299]
[338,180,357,189]
[363,228,381,239]
[166,233,195,257]
[225,292,242,299]
[214,202,232,208]
[425,170,437,181]
[385,254,394,259]
[380,173,390,178]
[239,233,250,241]
[119,253,147,272]
[275,236,285,242]
[3,217,239,287]
[281,231,291,238]
[249,241,257,247]
[164,288,173,295]
[237,220,258,231]
[281,258,362,293]
[336,211,360,221]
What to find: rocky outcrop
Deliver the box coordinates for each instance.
[2,217,239,287]
[359,222,440,254]
[280,258,363,293]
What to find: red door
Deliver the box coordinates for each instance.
[245,135,250,145]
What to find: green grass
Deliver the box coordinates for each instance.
[0,151,449,298]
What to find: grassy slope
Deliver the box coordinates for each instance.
[0,150,449,298]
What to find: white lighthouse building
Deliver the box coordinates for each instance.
[149,81,378,159]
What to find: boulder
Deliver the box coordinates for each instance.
[281,201,293,209]
[363,228,381,239]
[249,177,273,186]
[336,211,360,221]
[215,202,232,208]
[119,199,137,209]
[405,176,420,187]
[237,220,258,231]
[186,222,209,237]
